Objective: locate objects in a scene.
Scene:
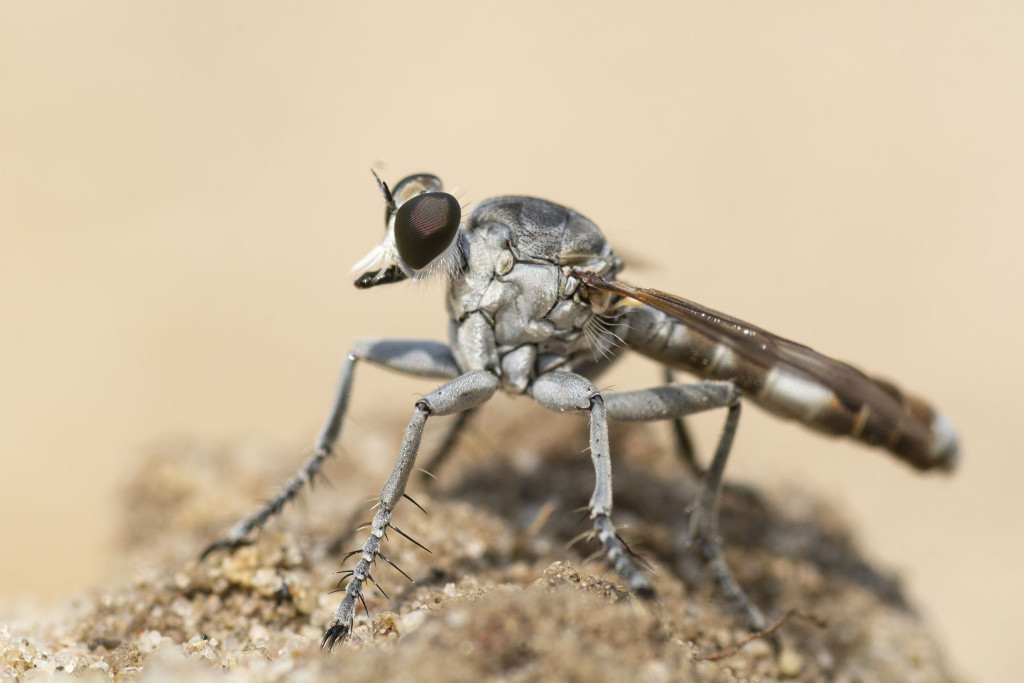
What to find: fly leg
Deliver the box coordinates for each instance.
[418,407,477,484]
[530,372,654,599]
[604,380,767,631]
[201,339,461,558]
[690,402,769,631]
[322,369,499,649]
[663,368,699,476]
[414,343,626,485]
[663,368,763,505]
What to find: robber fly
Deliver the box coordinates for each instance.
[202,172,959,649]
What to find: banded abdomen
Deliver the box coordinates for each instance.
[621,303,958,472]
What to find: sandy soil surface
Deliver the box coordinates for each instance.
[0,420,956,681]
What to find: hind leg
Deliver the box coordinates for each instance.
[604,379,767,631]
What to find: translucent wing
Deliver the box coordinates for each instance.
[575,270,951,469]
[575,270,862,391]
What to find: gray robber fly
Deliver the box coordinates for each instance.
[202,172,959,649]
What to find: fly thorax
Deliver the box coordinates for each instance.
[446,227,603,393]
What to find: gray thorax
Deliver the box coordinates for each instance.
[445,196,621,394]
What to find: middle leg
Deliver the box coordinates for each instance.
[530,371,654,599]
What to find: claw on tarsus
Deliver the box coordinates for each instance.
[634,582,657,601]
[199,537,254,560]
[321,624,350,651]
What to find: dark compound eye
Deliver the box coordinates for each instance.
[393,192,461,270]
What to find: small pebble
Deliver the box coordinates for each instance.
[778,647,804,677]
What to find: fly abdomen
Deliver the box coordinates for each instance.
[758,366,958,472]
[623,304,958,472]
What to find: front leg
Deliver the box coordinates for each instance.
[322,369,499,649]
[201,339,460,558]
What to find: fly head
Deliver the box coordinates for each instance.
[353,172,463,289]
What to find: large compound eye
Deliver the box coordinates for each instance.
[394,192,461,270]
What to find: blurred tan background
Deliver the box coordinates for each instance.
[1,2,1020,679]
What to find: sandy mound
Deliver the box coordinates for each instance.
[1,420,952,681]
